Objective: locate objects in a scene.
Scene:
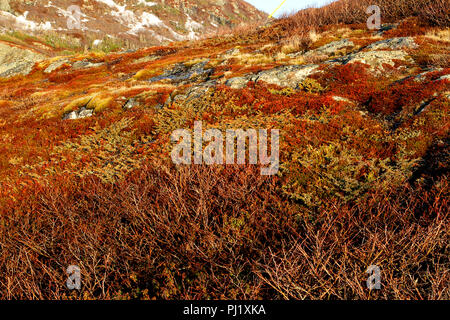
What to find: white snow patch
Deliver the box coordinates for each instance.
[138,0,157,6]
[94,0,165,35]
[96,0,123,10]
[126,12,164,34]
[185,15,203,40]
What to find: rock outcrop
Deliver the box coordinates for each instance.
[342,50,411,70]
[147,60,214,85]
[0,42,45,78]
[304,39,355,57]
[62,107,94,120]
[365,37,418,50]
[225,37,422,88]
[226,64,320,89]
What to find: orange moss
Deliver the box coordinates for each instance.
[0,100,11,109]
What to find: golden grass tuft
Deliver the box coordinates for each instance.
[425,28,450,42]
[63,96,93,113]
[86,95,114,113]
[132,68,161,81]
[281,34,313,55]
[234,52,274,65]
[0,100,11,109]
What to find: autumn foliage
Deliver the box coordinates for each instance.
[0,0,449,300]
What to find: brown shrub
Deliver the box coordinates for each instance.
[280,0,449,38]
[0,163,447,299]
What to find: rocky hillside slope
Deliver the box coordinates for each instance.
[0,1,448,300]
[0,0,265,45]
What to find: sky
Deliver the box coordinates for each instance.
[245,0,335,17]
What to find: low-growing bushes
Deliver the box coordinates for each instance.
[0,163,447,299]
[282,0,449,38]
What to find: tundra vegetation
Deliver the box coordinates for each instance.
[0,0,448,299]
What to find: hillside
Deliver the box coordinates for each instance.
[0,0,265,48]
[0,0,448,300]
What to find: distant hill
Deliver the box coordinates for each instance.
[0,0,266,46]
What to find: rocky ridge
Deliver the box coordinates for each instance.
[0,0,266,45]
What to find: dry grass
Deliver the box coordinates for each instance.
[0,0,448,301]
[280,33,314,55]
[0,163,447,299]
[201,20,266,40]
[234,52,274,65]
[280,0,449,38]
[425,29,450,43]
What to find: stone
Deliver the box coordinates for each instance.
[332,96,354,104]
[366,37,418,50]
[63,107,93,120]
[225,64,320,89]
[305,39,355,57]
[412,68,443,82]
[225,76,250,89]
[375,23,399,36]
[254,64,320,88]
[63,111,78,120]
[44,58,71,73]
[72,60,104,70]
[171,80,217,105]
[343,50,411,70]
[147,60,213,84]
[0,42,45,78]
[123,98,139,110]
[78,108,94,118]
